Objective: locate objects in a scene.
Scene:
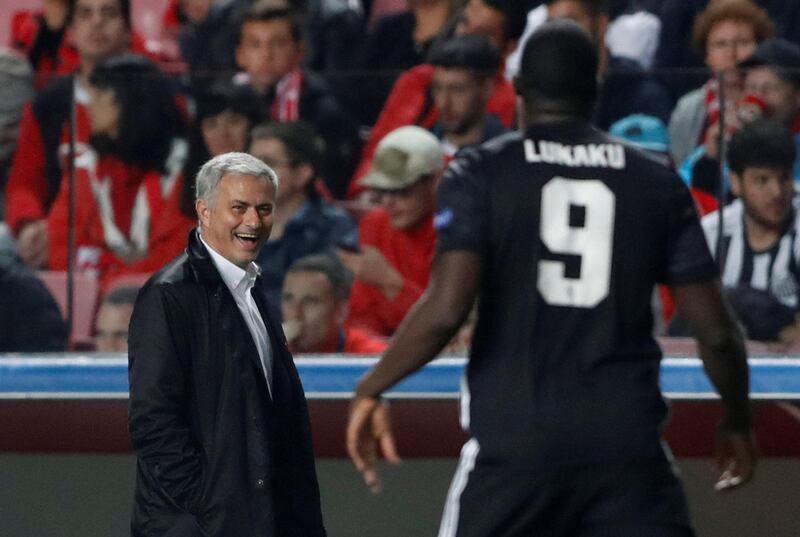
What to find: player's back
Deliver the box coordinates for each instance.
[436,121,717,465]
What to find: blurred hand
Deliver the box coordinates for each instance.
[346,395,400,493]
[338,246,404,299]
[713,426,756,492]
[17,220,48,269]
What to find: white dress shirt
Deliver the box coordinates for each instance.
[199,233,273,395]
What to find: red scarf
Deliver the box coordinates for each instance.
[270,68,303,121]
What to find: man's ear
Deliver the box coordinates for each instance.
[196,198,210,229]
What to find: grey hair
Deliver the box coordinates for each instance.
[195,152,279,206]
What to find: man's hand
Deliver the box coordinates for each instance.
[346,395,400,493]
[713,425,756,492]
[17,220,48,269]
[338,246,404,300]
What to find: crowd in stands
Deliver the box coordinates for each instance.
[4,0,800,353]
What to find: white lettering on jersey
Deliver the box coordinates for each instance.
[524,140,626,169]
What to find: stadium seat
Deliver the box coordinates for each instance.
[37,270,100,348]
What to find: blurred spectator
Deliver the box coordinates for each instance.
[0,247,67,352]
[234,1,361,199]
[442,301,477,354]
[177,0,247,78]
[680,38,800,200]
[45,55,191,286]
[609,113,673,167]
[428,34,508,157]
[249,121,357,304]
[304,0,365,74]
[0,48,34,220]
[355,0,458,118]
[667,0,774,169]
[545,0,672,129]
[281,254,388,353]
[701,119,800,343]
[5,0,139,269]
[341,126,443,336]
[348,0,523,197]
[9,0,73,89]
[183,80,264,200]
[94,285,138,352]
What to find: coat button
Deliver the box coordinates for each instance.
[255,478,265,490]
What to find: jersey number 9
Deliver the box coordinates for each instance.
[538,177,615,308]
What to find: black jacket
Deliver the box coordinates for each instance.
[128,230,325,537]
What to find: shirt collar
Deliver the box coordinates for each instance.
[198,232,261,295]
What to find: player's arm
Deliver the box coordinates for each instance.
[671,279,756,491]
[347,249,481,492]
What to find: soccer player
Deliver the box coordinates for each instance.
[347,20,756,537]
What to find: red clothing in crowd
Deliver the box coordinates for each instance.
[347,209,436,336]
[5,92,91,235]
[347,64,517,198]
[291,327,389,354]
[11,10,157,89]
[46,143,193,289]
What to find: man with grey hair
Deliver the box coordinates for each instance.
[128,152,326,536]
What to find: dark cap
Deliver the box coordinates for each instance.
[740,38,800,87]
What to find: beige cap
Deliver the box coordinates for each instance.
[361,126,445,190]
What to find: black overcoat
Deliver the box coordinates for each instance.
[128,230,326,536]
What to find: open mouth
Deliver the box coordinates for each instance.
[234,232,261,249]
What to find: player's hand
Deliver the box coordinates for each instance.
[713,425,756,492]
[346,395,400,493]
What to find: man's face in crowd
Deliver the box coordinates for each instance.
[455,0,506,52]
[71,0,130,65]
[94,301,133,352]
[201,110,251,157]
[281,270,346,352]
[374,175,438,231]
[197,173,276,268]
[733,166,795,231]
[236,19,303,93]
[705,19,757,75]
[744,66,800,125]
[249,136,312,204]
[432,67,493,136]
[547,0,606,44]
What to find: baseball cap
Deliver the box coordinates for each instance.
[609,114,669,153]
[361,126,445,191]
[740,38,800,87]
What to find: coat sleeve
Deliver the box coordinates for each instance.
[5,103,50,234]
[128,284,205,513]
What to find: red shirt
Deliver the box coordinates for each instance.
[292,327,389,354]
[347,208,436,336]
[347,64,517,198]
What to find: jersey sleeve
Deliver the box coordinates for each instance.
[435,149,489,256]
[661,177,719,285]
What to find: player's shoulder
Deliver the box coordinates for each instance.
[446,131,524,177]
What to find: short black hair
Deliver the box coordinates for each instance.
[89,54,185,171]
[286,254,352,301]
[429,34,501,80]
[250,121,325,196]
[727,119,796,175]
[516,19,598,119]
[194,80,263,124]
[68,0,132,29]
[240,2,303,44]
[484,0,532,42]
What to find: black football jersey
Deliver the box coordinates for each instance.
[435,121,718,465]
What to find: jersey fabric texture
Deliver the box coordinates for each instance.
[702,197,800,309]
[435,121,718,466]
